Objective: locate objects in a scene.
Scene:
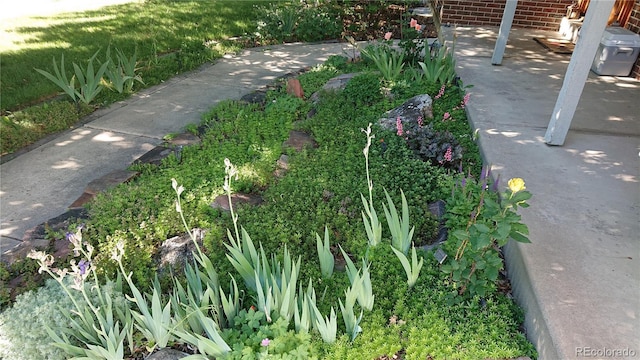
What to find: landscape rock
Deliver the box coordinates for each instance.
[274,154,290,178]
[85,169,139,195]
[420,200,448,255]
[145,348,190,360]
[283,130,317,151]
[240,90,267,105]
[378,94,433,131]
[309,73,361,103]
[69,191,97,209]
[167,132,201,147]
[134,145,174,166]
[286,78,304,99]
[211,193,264,212]
[155,228,206,274]
[428,199,446,219]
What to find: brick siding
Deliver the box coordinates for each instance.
[440,0,574,30]
[625,2,640,79]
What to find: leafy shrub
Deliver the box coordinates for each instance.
[342,72,382,106]
[398,25,426,66]
[255,3,299,43]
[255,2,341,43]
[442,173,532,300]
[295,6,342,42]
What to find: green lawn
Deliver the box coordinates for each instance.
[1,0,266,112]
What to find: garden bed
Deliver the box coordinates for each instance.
[0,2,537,359]
[1,49,536,359]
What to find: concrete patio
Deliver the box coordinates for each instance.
[448,26,639,359]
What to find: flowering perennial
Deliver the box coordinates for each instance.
[440,146,453,164]
[396,117,404,136]
[434,84,446,99]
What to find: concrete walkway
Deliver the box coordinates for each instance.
[1,30,639,360]
[449,27,639,360]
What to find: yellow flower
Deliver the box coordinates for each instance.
[508,178,526,193]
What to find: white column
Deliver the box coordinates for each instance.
[491,0,518,65]
[544,0,615,145]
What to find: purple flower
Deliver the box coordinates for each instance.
[261,338,270,347]
[480,166,487,182]
[491,174,501,192]
[78,260,90,275]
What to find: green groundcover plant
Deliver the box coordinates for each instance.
[0,24,536,360]
[0,9,536,359]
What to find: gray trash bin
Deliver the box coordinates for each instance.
[591,27,640,77]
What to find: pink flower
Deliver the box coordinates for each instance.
[415,24,422,32]
[462,93,471,107]
[440,146,453,164]
[417,116,423,127]
[434,84,446,99]
[396,117,404,136]
[384,32,392,40]
[442,112,451,121]
[261,338,270,347]
[410,18,418,28]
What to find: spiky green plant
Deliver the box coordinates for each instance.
[383,188,415,255]
[316,226,335,279]
[392,245,424,288]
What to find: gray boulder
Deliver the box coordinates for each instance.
[378,94,433,131]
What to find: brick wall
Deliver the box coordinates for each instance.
[624,2,640,79]
[440,0,574,30]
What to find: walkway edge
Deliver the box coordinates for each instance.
[504,241,560,360]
